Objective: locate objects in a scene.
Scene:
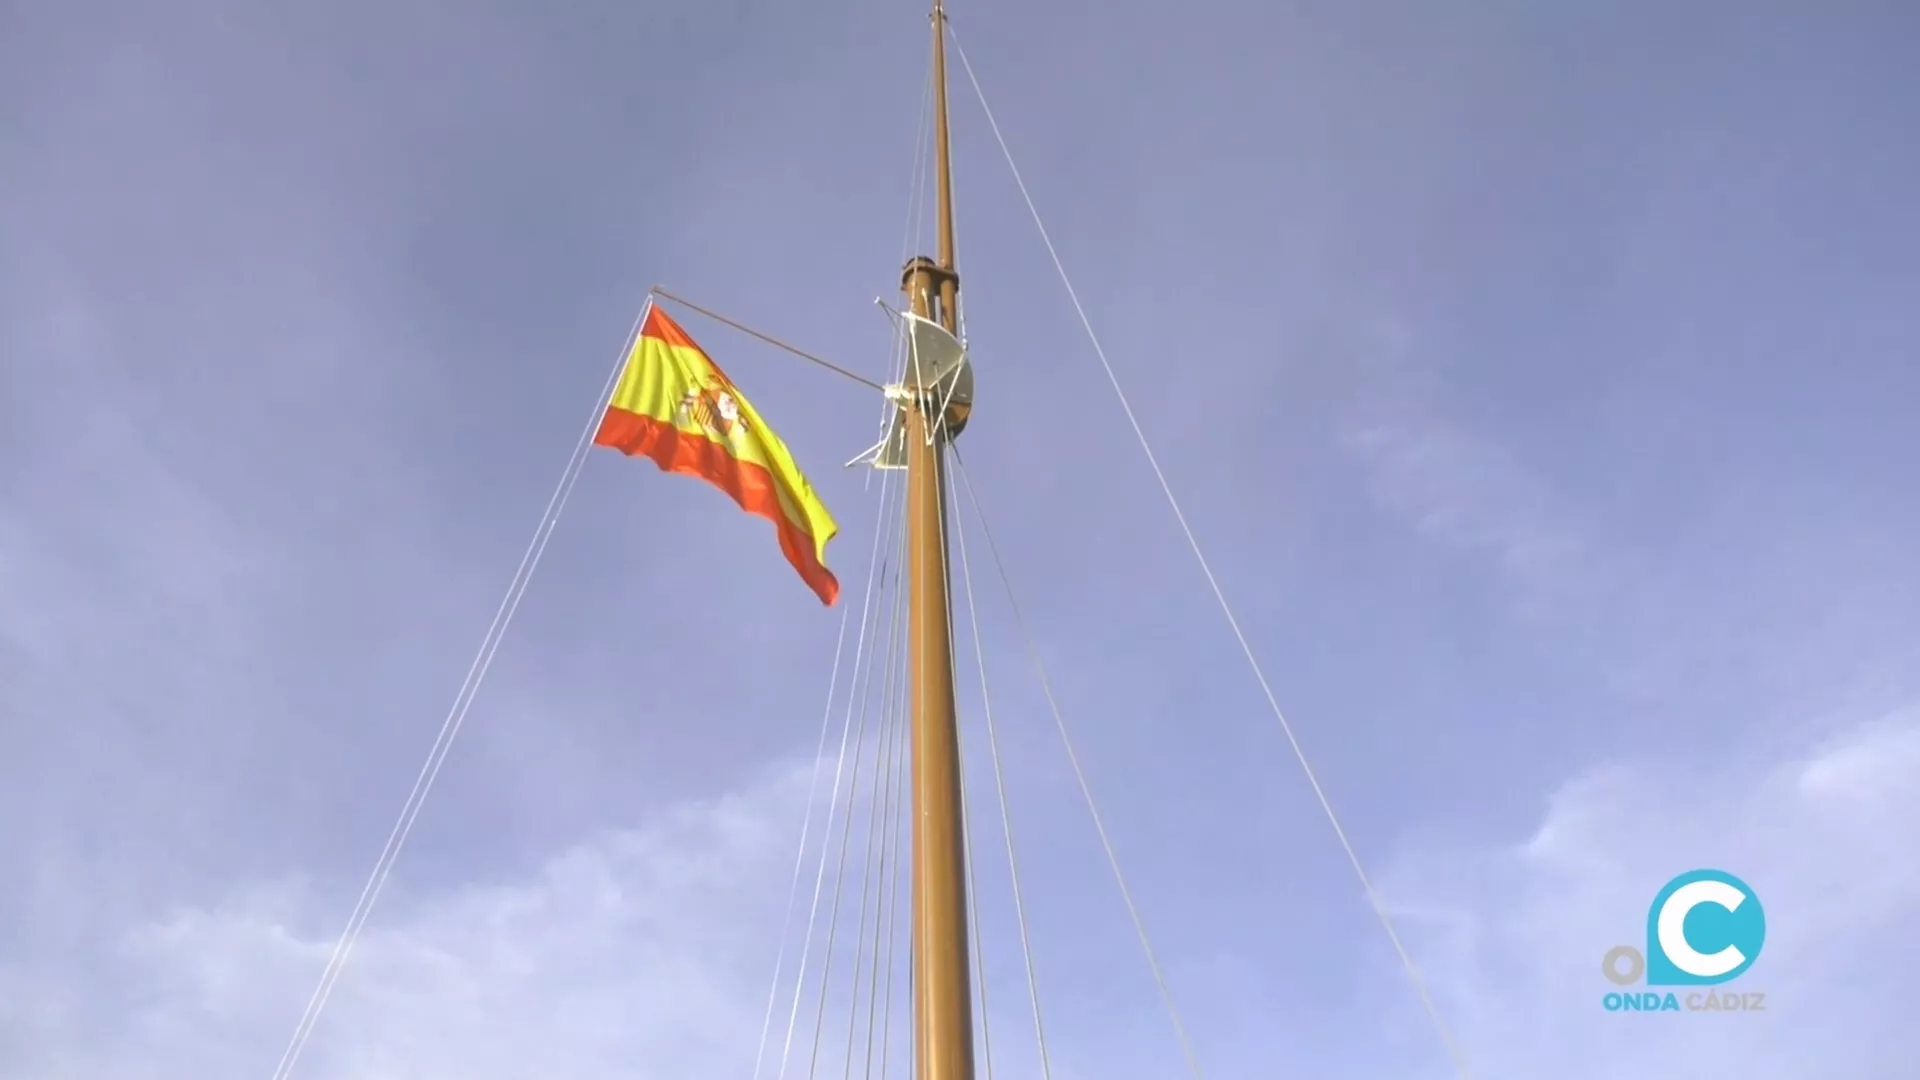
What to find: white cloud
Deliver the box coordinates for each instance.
[3,760,821,1080]
[1335,322,1920,738]
[1373,707,1920,1080]
[1334,317,1624,627]
[4,749,1116,1080]
[9,710,1916,1080]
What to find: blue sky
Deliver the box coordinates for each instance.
[3,0,1917,1077]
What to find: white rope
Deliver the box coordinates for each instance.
[945,24,1474,1080]
[949,450,1204,1080]
[928,444,997,1079]
[863,50,939,495]
[752,602,851,1080]
[840,65,936,1060]
[753,469,903,1080]
[952,590,996,1080]
[779,493,907,1080]
[846,58,934,1076]
[267,300,651,1080]
[767,49,931,1076]
[841,641,909,1076]
[873,659,912,1079]
[801,523,909,1080]
[857,659,911,1078]
[949,446,1056,1080]
[868,527,914,1077]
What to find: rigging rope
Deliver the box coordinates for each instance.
[867,535,913,1079]
[800,520,908,1080]
[938,452,997,1080]
[841,630,908,1077]
[854,70,935,1076]
[752,603,852,1080]
[945,23,1475,1080]
[948,445,1057,1080]
[652,288,883,392]
[856,660,911,1077]
[754,468,904,1080]
[772,57,941,1079]
[874,653,913,1079]
[950,448,1205,1080]
[266,300,652,1080]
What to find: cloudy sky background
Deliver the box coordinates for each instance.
[3,0,1916,1077]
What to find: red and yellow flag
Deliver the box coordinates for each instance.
[592,305,841,606]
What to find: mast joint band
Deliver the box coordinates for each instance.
[900,255,959,296]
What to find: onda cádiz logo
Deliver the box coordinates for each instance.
[1600,869,1767,1014]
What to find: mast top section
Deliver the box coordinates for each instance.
[851,0,973,470]
[911,0,960,323]
[895,0,969,438]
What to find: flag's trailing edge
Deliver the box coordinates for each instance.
[593,305,841,606]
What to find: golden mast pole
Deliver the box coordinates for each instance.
[900,1,974,1078]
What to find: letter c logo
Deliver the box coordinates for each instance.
[1656,879,1748,977]
[1645,869,1765,986]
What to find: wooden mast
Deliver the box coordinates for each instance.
[900,1,974,1078]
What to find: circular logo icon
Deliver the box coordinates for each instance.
[1601,945,1645,986]
[1644,869,1764,986]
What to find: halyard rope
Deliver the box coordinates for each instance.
[946,21,1475,1080]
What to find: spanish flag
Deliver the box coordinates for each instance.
[593,305,841,606]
